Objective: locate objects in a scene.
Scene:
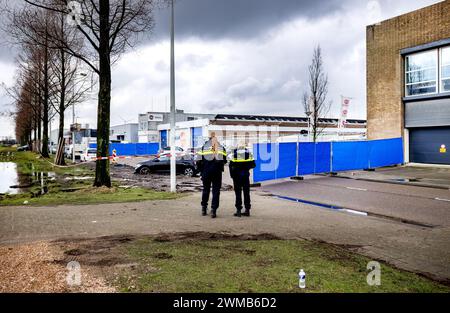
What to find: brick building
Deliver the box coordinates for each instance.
[366,0,450,164]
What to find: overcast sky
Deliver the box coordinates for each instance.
[0,0,442,138]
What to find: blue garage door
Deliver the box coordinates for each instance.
[192,127,202,148]
[160,130,168,148]
[409,127,450,164]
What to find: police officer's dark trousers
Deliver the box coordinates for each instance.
[201,172,222,212]
[232,172,250,212]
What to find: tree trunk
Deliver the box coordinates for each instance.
[56,109,66,165]
[37,110,41,152]
[94,0,111,187]
[56,48,66,166]
[41,32,50,158]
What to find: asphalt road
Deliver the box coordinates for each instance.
[261,176,450,227]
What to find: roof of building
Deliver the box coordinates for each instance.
[213,114,366,125]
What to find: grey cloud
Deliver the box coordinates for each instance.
[226,77,276,100]
[178,53,212,68]
[201,76,303,112]
[203,98,234,110]
[154,59,170,72]
[152,0,342,41]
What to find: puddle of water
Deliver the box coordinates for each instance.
[0,162,20,194]
[64,176,93,181]
[273,194,367,216]
[389,178,419,182]
[0,162,56,195]
[272,194,434,228]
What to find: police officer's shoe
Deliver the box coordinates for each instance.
[242,210,250,217]
[202,207,208,216]
[233,210,241,217]
[211,211,217,218]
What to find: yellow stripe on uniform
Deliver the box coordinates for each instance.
[197,150,227,157]
[230,158,255,162]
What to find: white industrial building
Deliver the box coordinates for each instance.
[110,123,139,143]
[156,114,367,150]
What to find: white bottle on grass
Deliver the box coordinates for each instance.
[299,269,306,289]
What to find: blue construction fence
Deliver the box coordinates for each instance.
[89,142,159,156]
[253,137,404,182]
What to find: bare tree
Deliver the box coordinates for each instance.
[18,0,156,187]
[5,46,45,152]
[14,77,34,146]
[303,45,332,142]
[2,4,58,157]
[48,9,91,165]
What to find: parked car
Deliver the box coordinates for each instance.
[49,145,58,154]
[134,155,198,177]
[158,146,184,157]
[16,144,29,151]
[80,148,97,162]
[186,147,202,156]
[64,145,72,158]
[64,145,82,160]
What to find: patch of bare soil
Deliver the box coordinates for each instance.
[106,163,233,193]
[152,231,281,242]
[0,241,114,293]
[0,232,281,292]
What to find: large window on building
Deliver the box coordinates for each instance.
[405,50,438,96]
[441,47,450,93]
[405,46,450,97]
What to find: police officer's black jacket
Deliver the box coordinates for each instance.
[195,140,227,178]
[229,148,256,179]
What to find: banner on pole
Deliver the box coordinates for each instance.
[339,96,351,128]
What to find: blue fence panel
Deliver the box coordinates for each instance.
[136,143,147,155]
[147,143,159,155]
[111,143,131,156]
[89,143,159,156]
[331,141,370,171]
[253,138,403,182]
[253,143,277,182]
[298,142,331,175]
[253,142,297,182]
[276,142,297,178]
[368,138,403,168]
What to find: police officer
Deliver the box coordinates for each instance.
[229,143,256,217]
[196,133,227,218]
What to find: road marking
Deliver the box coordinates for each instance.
[342,209,368,216]
[435,197,450,202]
[346,187,367,191]
[273,195,369,217]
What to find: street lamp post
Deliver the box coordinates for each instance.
[169,0,176,193]
[305,111,312,142]
[305,96,314,142]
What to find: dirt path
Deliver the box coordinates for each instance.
[0,241,114,292]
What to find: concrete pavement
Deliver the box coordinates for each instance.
[333,165,450,189]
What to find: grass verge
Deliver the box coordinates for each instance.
[0,186,178,206]
[0,148,178,206]
[112,236,449,293]
[0,146,91,176]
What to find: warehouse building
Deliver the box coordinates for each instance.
[110,123,139,143]
[137,110,215,143]
[366,0,450,164]
[157,114,366,150]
